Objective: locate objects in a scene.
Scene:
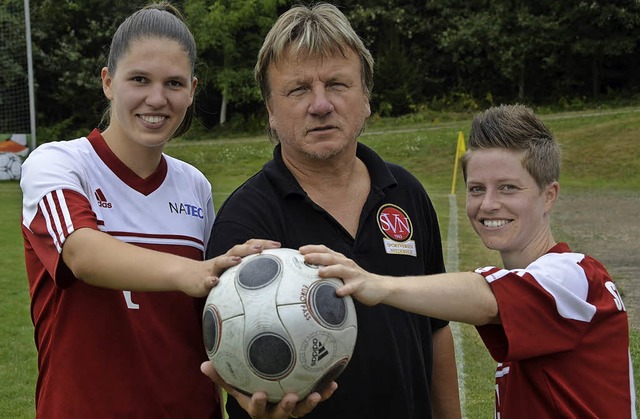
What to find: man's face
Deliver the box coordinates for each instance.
[265,47,371,163]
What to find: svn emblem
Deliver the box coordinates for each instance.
[376,204,417,257]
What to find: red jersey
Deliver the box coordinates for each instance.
[20,129,220,418]
[476,242,636,418]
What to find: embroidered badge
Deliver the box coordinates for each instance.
[376,204,417,257]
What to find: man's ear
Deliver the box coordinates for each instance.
[266,102,275,128]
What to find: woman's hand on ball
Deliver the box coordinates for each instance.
[299,244,387,306]
[183,239,281,297]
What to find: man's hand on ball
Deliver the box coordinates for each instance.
[200,361,334,419]
[288,381,337,418]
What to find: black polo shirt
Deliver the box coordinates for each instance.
[207,142,447,419]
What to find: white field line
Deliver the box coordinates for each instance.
[446,193,467,418]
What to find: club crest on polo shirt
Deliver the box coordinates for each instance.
[376,204,417,257]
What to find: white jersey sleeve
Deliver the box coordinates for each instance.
[21,138,94,232]
[476,245,626,360]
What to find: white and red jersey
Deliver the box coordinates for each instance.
[20,129,220,418]
[476,242,636,419]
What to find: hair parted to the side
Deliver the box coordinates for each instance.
[461,104,561,190]
[101,1,197,138]
[255,2,374,105]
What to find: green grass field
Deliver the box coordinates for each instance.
[1,107,639,417]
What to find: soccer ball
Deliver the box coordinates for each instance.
[0,153,22,180]
[203,248,357,403]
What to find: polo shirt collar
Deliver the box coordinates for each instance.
[263,142,398,199]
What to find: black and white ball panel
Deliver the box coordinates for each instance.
[311,357,350,395]
[237,255,282,289]
[307,281,348,329]
[202,306,221,354]
[248,333,295,379]
[203,260,245,328]
[203,248,357,402]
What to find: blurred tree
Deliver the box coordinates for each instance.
[18,0,640,138]
[344,0,437,115]
[552,0,640,98]
[29,0,136,138]
[432,0,559,102]
[185,0,287,126]
[0,0,29,132]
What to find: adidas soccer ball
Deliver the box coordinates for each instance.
[203,248,357,403]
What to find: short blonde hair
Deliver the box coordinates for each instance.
[255,3,374,104]
[462,104,561,190]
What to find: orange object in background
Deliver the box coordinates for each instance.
[0,139,28,153]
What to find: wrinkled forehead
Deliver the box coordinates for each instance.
[274,42,351,67]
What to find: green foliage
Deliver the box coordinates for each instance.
[8,0,638,139]
[345,2,434,114]
[434,0,560,101]
[557,1,640,57]
[214,68,262,105]
[35,117,88,145]
[551,1,640,97]
[427,93,484,114]
[372,29,422,116]
[185,0,286,118]
[0,1,25,103]
[29,0,137,130]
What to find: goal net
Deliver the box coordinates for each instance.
[0,0,35,151]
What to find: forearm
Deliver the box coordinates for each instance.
[383,272,499,325]
[430,326,462,419]
[62,228,196,292]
